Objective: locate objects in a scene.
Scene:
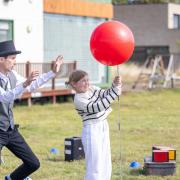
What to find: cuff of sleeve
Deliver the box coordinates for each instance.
[46,71,56,78]
[112,83,122,96]
[16,83,26,95]
[42,71,56,80]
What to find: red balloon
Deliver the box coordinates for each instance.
[90,20,135,66]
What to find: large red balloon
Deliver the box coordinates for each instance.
[90,20,135,66]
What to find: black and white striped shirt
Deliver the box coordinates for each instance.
[74,84,121,125]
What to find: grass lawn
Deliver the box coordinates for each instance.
[0,89,180,180]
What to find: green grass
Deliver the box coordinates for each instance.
[1,89,180,180]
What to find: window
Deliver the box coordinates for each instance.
[173,14,180,29]
[132,46,169,65]
[0,20,13,41]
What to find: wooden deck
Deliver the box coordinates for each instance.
[21,88,75,106]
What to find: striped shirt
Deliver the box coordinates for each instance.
[74,84,121,125]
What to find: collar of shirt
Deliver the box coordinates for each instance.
[0,72,9,82]
[0,72,11,90]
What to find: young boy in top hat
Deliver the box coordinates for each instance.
[0,40,63,180]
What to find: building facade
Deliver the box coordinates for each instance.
[43,0,113,84]
[0,0,113,85]
[114,3,180,64]
[0,0,43,62]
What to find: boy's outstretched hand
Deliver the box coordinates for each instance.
[113,76,122,87]
[52,55,64,74]
[23,71,39,88]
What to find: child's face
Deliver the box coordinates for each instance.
[72,75,89,93]
[0,55,16,73]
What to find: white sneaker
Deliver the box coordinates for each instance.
[24,177,32,180]
[4,175,11,180]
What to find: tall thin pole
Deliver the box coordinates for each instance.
[117,65,123,180]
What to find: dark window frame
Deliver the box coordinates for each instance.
[173,14,180,29]
[0,19,13,41]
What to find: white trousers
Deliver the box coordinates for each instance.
[82,120,112,180]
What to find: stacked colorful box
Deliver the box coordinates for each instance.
[143,146,176,176]
[152,145,176,161]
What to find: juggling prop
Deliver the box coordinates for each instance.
[47,147,60,161]
[90,20,135,66]
[152,145,176,161]
[152,150,169,162]
[144,146,176,176]
[64,137,85,161]
[50,147,59,154]
[129,161,141,168]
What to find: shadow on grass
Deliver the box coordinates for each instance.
[45,155,63,162]
[114,168,144,177]
[46,156,78,163]
[129,168,144,176]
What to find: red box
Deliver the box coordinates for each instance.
[152,145,176,161]
[153,150,169,162]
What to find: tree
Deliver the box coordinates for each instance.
[112,0,126,4]
[112,0,180,4]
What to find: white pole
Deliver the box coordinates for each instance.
[117,65,123,180]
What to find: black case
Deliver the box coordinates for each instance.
[64,137,85,161]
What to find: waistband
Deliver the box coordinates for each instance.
[83,118,107,126]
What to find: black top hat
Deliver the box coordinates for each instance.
[0,40,21,57]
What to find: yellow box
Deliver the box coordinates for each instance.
[169,150,176,161]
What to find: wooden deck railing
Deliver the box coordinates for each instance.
[14,61,76,106]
